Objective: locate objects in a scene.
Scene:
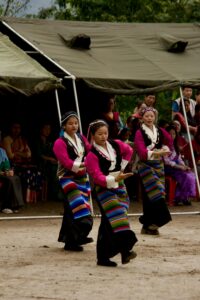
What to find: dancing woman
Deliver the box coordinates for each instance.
[134,107,173,235]
[85,120,137,267]
[53,111,93,252]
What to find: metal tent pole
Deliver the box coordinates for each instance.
[55,88,62,125]
[64,75,83,134]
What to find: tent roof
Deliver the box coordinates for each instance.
[1,18,200,94]
[0,32,59,95]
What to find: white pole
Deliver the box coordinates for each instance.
[55,89,62,125]
[179,86,200,196]
[72,77,82,133]
[0,210,199,221]
[64,75,83,134]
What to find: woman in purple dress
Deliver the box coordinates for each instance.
[164,125,196,205]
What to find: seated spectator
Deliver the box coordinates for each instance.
[164,125,196,206]
[184,125,200,172]
[2,122,42,203]
[2,122,31,164]
[172,120,187,155]
[34,123,60,201]
[99,95,123,138]
[0,147,24,213]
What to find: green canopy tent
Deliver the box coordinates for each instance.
[0,32,63,143]
[1,18,200,95]
[0,18,200,199]
[0,33,59,96]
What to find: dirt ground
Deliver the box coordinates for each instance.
[0,200,200,300]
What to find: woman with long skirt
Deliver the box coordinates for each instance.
[53,111,93,252]
[85,120,137,267]
[134,107,173,235]
[164,125,196,205]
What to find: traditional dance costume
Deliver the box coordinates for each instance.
[53,132,93,250]
[134,124,172,233]
[85,139,137,265]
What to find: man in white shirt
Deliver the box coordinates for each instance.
[172,86,196,117]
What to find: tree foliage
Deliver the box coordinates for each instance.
[0,0,31,16]
[36,0,200,23]
[1,0,200,25]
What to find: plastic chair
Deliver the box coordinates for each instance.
[165,176,177,206]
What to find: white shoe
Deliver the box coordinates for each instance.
[2,208,13,214]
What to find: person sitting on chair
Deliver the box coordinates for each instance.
[0,147,24,213]
[2,121,42,203]
[164,125,196,206]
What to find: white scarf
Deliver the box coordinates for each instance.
[64,132,84,158]
[93,141,116,170]
[141,123,158,150]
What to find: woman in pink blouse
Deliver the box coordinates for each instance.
[53,111,93,252]
[134,107,173,235]
[85,120,137,267]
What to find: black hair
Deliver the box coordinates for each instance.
[195,103,200,114]
[144,93,156,106]
[182,85,192,90]
[88,120,108,136]
[117,127,130,141]
[158,119,169,128]
[87,120,108,142]
[196,89,200,96]
[61,111,78,126]
[165,125,179,154]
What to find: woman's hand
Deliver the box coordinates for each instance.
[152,149,171,159]
[176,165,190,171]
[115,171,133,182]
[184,165,191,171]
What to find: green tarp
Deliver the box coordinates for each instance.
[1,18,200,94]
[0,33,59,95]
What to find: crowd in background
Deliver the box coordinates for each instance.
[0,86,199,213]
